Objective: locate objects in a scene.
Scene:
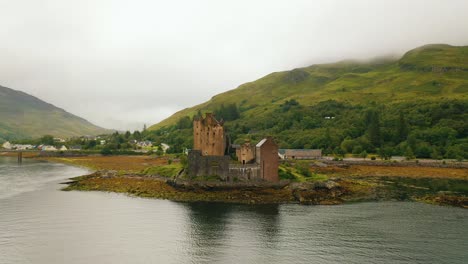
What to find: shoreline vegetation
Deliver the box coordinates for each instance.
[1,152,467,208]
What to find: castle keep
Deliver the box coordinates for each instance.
[193,113,226,156]
[188,113,279,182]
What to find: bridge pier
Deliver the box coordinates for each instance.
[18,151,23,164]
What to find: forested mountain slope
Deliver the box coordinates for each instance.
[148,44,468,159]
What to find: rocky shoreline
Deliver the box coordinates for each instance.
[62,170,468,208]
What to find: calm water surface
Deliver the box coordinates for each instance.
[0,157,467,264]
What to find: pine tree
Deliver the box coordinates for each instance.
[396,112,409,142]
[405,147,415,160]
[366,110,381,147]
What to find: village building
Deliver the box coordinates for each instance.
[188,113,279,182]
[15,144,34,150]
[160,143,170,153]
[1,142,35,150]
[278,149,322,160]
[42,145,58,151]
[136,140,153,148]
[2,141,12,149]
[70,145,82,151]
[60,145,68,151]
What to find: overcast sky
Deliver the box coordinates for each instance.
[1,0,467,131]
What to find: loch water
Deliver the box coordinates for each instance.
[0,157,467,264]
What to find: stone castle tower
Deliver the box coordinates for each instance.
[193,113,226,156]
[189,113,279,182]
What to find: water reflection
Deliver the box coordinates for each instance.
[182,202,281,262]
[182,202,233,262]
[242,204,281,247]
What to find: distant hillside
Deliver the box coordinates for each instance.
[152,44,467,130]
[0,85,110,140]
[147,44,467,159]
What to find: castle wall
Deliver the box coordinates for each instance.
[188,150,230,180]
[228,164,261,181]
[190,114,279,183]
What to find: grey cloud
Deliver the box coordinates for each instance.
[1,0,467,131]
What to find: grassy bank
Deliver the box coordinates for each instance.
[34,155,467,208]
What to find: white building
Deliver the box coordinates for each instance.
[137,141,153,148]
[15,144,34,150]
[2,141,12,149]
[161,143,170,153]
[42,145,58,151]
[60,145,68,151]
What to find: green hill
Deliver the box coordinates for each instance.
[0,85,110,140]
[147,44,468,159]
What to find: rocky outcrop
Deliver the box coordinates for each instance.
[291,181,344,205]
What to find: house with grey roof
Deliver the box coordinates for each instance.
[279,149,322,160]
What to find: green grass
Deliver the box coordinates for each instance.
[279,164,328,182]
[150,44,468,131]
[142,164,183,177]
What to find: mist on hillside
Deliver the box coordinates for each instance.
[0,0,467,130]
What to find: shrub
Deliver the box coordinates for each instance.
[360,151,368,159]
[279,168,295,180]
[294,161,311,177]
[100,147,112,156]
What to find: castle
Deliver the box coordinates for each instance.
[188,113,279,182]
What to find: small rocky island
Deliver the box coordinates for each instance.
[60,113,468,208]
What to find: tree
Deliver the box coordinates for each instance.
[431,148,442,160]
[366,110,381,148]
[341,139,358,153]
[405,147,415,160]
[378,146,392,160]
[360,150,368,159]
[100,147,112,155]
[281,99,299,112]
[396,112,409,142]
[215,103,240,121]
[333,146,345,157]
[85,140,97,149]
[415,142,432,158]
[133,130,142,141]
[40,135,54,145]
[176,116,192,129]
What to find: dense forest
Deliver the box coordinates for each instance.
[145,44,468,160]
[143,99,467,160]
